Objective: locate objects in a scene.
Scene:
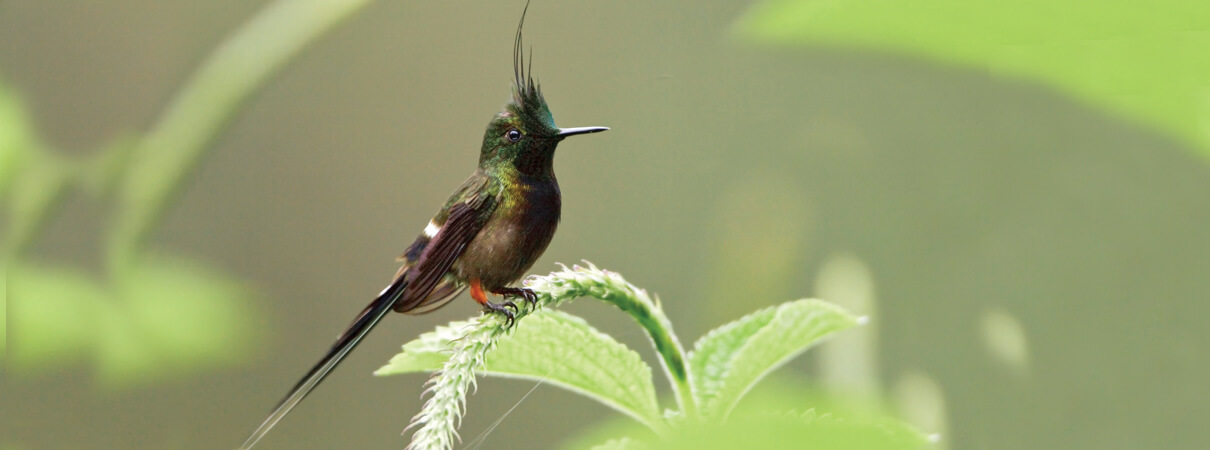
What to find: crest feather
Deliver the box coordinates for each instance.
[512,1,546,113]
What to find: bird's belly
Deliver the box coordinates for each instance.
[455,200,559,289]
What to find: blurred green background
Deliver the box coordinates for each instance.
[3,0,1208,449]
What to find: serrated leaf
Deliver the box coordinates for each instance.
[374,319,475,374]
[689,305,778,412]
[378,310,663,429]
[689,299,858,419]
[735,0,1210,160]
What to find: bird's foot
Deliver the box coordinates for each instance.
[481,300,516,328]
[491,287,539,310]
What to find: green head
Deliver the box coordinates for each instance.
[479,3,608,178]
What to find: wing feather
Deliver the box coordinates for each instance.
[394,189,495,313]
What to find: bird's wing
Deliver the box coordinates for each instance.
[238,274,409,450]
[401,279,467,315]
[394,180,498,313]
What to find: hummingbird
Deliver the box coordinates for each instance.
[237,5,607,449]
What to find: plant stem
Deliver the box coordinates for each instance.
[107,0,376,271]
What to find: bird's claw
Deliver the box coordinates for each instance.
[485,287,540,328]
[482,301,516,328]
[519,289,538,309]
[491,287,539,311]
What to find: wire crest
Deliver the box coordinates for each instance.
[512,1,542,106]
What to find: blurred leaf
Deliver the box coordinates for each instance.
[814,253,881,398]
[689,299,859,419]
[710,379,932,450]
[8,263,106,372]
[0,78,33,197]
[589,438,647,450]
[564,380,929,450]
[735,0,1210,159]
[1,265,7,360]
[1,79,66,258]
[4,151,70,258]
[559,412,660,450]
[658,408,927,450]
[7,256,260,386]
[978,307,1031,375]
[378,310,663,429]
[891,370,949,447]
[102,254,259,386]
[80,134,138,198]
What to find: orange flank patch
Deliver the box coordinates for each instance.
[470,278,488,305]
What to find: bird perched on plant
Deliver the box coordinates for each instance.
[238,5,607,448]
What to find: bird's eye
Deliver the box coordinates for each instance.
[506,129,522,142]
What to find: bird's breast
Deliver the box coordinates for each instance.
[455,179,561,288]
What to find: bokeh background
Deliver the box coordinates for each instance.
[4,1,1208,449]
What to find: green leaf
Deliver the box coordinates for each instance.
[374,318,475,374]
[378,310,663,430]
[735,0,1210,160]
[1,265,7,360]
[6,256,260,386]
[0,78,33,197]
[1,80,66,259]
[3,151,70,259]
[103,254,260,386]
[565,379,930,450]
[659,408,928,450]
[589,438,647,450]
[7,263,104,372]
[689,299,859,419]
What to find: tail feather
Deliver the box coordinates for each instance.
[238,276,409,450]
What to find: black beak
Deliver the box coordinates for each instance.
[557,126,609,138]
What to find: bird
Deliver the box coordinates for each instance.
[237,4,607,449]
